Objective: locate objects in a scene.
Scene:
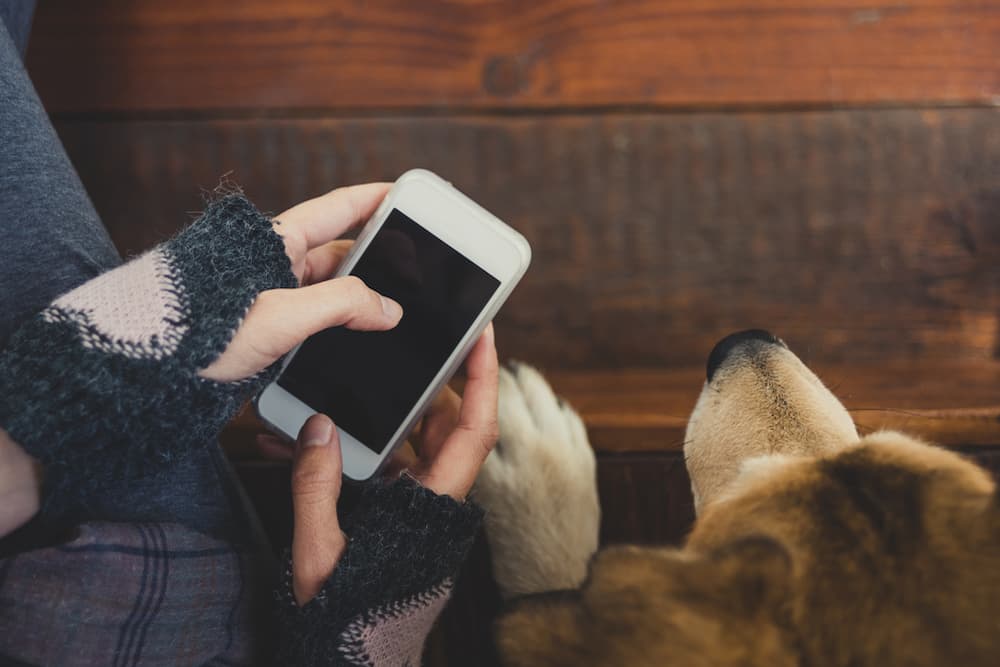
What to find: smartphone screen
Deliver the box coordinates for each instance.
[276,209,501,454]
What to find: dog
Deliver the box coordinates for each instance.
[473,330,1000,665]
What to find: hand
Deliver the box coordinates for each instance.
[389,324,500,500]
[201,183,402,382]
[287,327,499,605]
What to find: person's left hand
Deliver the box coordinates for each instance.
[287,326,498,605]
[288,413,348,606]
[385,324,500,500]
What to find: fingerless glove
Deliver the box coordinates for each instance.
[0,194,298,524]
[274,475,483,666]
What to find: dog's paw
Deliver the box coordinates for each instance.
[473,362,600,600]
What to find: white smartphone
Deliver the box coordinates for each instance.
[255,169,531,480]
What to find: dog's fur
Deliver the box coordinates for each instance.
[473,334,1000,666]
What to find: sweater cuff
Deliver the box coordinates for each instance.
[0,193,296,524]
[0,341,252,522]
[165,193,298,370]
[274,476,483,665]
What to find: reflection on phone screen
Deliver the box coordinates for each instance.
[277,209,500,453]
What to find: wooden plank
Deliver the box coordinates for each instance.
[227,359,1000,458]
[546,362,1000,452]
[26,0,1000,113]
[53,110,1000,369]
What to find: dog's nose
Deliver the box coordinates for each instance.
[706,329,787,382]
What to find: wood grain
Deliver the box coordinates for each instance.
[54,110,1000,369]
[27,0,1000,113]
[546,361,1000,451]
[227,358,1000,460]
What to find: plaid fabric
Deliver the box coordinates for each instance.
[0,521,273,667]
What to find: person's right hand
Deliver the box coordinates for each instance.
[201,184,402,383]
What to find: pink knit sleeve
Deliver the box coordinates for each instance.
[338,582,453,665]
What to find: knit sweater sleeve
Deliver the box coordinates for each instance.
[274,475,484,666]
[0,193,298,523]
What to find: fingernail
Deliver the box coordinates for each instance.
[302,416,334,447]
[485,322,495,341]
[380,296,403,320]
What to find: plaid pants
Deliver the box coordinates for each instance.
[0,522,274,666]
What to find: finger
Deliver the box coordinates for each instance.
[276,183,391,250]
[201,277,404,382]
[421,324,499,499]
[256,275,403,353]
[296,275,403,333]
[409,387,461,461]
[453,324,500,453]
[302,240,354,285]
[291,414,347,606]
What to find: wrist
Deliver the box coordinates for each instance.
[0,428,41,537]
[293,527,348,607]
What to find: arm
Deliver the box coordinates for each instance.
[0,193,297,525]
[0,185,401,532]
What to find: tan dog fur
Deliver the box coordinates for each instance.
[685,338,858,510]
[480,336,1000,666]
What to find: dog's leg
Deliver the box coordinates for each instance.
[472,362,600,600]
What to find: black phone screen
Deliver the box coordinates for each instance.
[276,209,501,453]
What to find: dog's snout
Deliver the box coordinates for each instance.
[706,329,787,382]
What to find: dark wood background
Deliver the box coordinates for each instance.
[26,2,1000,664]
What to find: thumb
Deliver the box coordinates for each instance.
[200,276,404,382]
[285,275,403,337]
[291,414,347,605]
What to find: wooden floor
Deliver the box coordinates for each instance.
[25,2,1000,664]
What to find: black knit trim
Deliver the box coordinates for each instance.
[166,193,298,370]
[0,319,251,523]
[273,476,482,666]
